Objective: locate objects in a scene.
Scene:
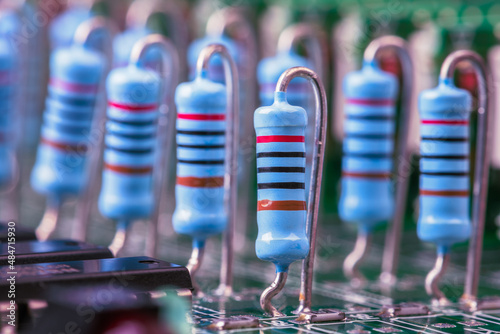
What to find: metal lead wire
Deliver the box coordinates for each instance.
[273,67,327,314]
[436,51,490,307]
[277,23,328,85]
[129,34,179,258]
[206,7,259,255]
[361,36,414,286]
[196,44,240,297]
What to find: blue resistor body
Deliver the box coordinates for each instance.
[173,72,228,249]
[254,91,309,273]
[0,37,16,188]
[98,64,161,221]
[418,78,472,252]
[338,61,399,233]
[31,44,105,198]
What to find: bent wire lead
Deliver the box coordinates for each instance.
[338,35,413,288]
[31,17,108,241]
[99,34,178,256]
[255,66,327,316]
[173,43,239,296]
[417,50,489,307]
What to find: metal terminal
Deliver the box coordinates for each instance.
[379,302,430,318]
[260,271,288,317]
[362,36,414,286]
[206,7,259,255]
[196,44,239,297]
[71,17,114,241]
[125,0,188,77]
[186,246,205,295]
[294,309,346,324]
[108,221,129,256]
[436,51,490,309]
[208,316,259,330]
[274,67,327,314]
[343,231,372,288]
[425,252,451,306]
[461,296,500,312]
[35,200,61,241]
[129,34,179,258]
[277,23,328,84]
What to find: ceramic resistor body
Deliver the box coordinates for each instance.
[0,38,16,188]
[254,91,309,273]
[173,73,228,248]
[31,45,104,199]
[418,78,472,251]
[98,65,161,220]
[338,61,399,232]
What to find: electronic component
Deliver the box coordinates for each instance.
[254,66,327,316]
[173,43,239,296]
[207,316,259,330]
[339,36,413,287]
[0,256,192,301]
[379,303,430,318]
[0,240,112,265]
[418,50,491,308]
[99,34,178,256]
[31,18,108,241]
[294,309,346,324]
[0,37,16,190]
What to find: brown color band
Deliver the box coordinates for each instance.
[257,200,306,211]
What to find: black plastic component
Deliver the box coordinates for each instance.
[0,256,192,301]
[30,285,166,334]
[0,240,113,266]
[0,222,36,242]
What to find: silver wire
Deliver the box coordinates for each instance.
[125,0,188,78]
[343,232,372,288]
[260,271,288,317]
[438,51,490,305]
[186,246,206,296]
[129,34,179,258]
[277,23,328,85]
[35,199,61,241]
[425,252,451,306]
[363,35,414,286]
[206,7,259,256]
[196,44,240,297]
[275,67,327,314]
[108,221,129,256]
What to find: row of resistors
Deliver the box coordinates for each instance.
[0,0,496,318]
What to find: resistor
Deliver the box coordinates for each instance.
[0,37,17,190]
[417,50,489,307]
[99,34,178,256]
[254,92,309,271]
[255,67,327,317]
[173,43,239,296]
[31,18,107,241]
[338,36,413,288]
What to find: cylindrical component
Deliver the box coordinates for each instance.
[338,61,398,232]
[418,78,472,250]
[254,91,309,273]
[0,37,16,188]
[98,64,161,220]
[30,44,104,198]
[172,73,228,248]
